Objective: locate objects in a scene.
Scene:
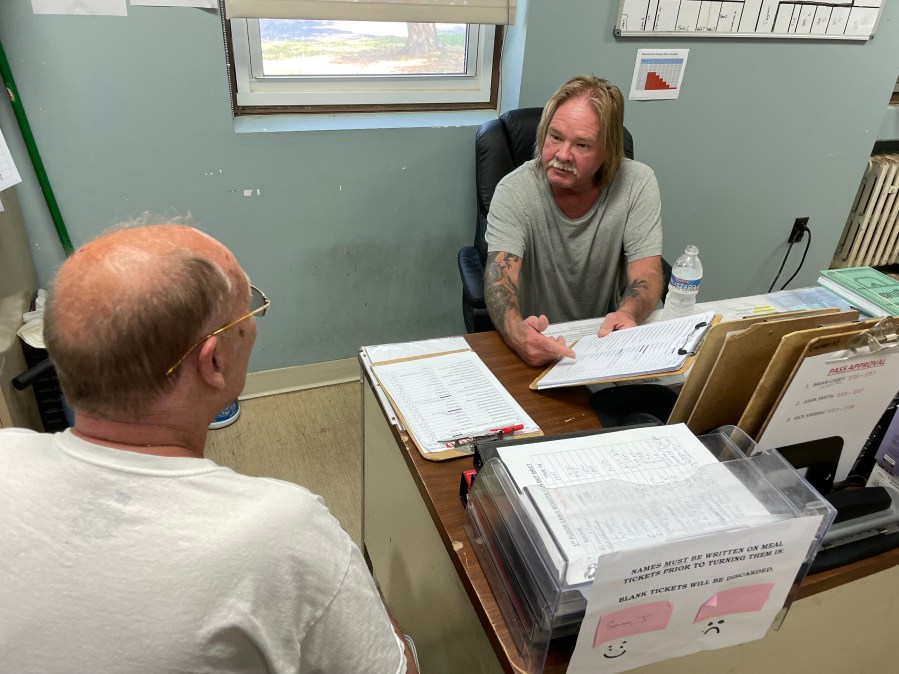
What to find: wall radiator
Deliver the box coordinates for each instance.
[832,153,899,268]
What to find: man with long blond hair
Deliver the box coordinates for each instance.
[484,76,664,366]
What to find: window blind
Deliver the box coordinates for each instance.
[223,0,516,25]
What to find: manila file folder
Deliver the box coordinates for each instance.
[738,318,881,439]
[685,310,858,434]
[667,309,843,427]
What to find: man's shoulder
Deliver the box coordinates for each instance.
[618,158,656,181]
[496,158,544,192]
[214,471,328,517]
[208,472,353,560]
[0,427,51,457]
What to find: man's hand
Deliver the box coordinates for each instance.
[508,314,576,367]
[597,310,638,337]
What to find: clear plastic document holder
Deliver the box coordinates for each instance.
[463,426,836,674]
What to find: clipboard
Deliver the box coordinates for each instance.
[529,314,722,391]
[684,310,858,434]
[371,349,543,461]
[738,318,882,439]
[757,317,899,482]
[667,308,844,426]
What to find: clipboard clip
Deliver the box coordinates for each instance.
[827,316,899,362]
[677,321,709,356]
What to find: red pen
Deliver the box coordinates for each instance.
[439,424,525,448]
[492,424,524,434]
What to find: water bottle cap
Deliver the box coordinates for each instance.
[685,245,699,254]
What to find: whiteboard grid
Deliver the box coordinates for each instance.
[615,0,884,40]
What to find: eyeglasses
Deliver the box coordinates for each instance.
[165,284,271,377]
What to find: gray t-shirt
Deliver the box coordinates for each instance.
[485,158,663,323]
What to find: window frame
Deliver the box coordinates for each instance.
[223,18,503,115]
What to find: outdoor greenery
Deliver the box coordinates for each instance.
[262,34,466,73]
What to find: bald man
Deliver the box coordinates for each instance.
[0,224,414,674]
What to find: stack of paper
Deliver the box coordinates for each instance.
[372,349,540,456]
[497,424,779,586]
[534,311,715,389]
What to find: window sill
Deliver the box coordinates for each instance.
[233,109,498,134]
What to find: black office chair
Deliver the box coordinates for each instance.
[457,107,664,333]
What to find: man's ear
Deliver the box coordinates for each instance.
[197,336,227,390]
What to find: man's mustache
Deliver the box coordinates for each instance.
[547,158,578,175]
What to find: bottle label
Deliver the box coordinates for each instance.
[669,275,701,294]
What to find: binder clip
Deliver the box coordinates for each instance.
[827,316,898,362]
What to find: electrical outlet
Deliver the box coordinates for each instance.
[789,217,809,243]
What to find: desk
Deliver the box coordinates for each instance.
[361,330,899,673]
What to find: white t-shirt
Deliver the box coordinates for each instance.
[0,428,406,674]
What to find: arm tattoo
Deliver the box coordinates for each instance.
[622,278,648,300]
[484,251,521,336]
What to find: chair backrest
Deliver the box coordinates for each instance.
[474,107,635,262]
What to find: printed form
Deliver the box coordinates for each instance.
[372,350,539,454]
[498,425,777,584]
[537,311,714,388]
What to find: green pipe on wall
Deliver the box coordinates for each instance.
[0,39,74,256]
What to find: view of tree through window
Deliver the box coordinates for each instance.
[259,20,468,77]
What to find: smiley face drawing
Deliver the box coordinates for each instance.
[602,640,628,658]
[702,619,725,635]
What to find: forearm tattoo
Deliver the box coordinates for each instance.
[622,278,648,300]
[484,252,521,335]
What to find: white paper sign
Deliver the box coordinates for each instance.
[130,1,217,7]
[32,0,127,15]
[759,348,899,481]
[629,49,689,101]
[568,516,822,673]
[0,128,23,192]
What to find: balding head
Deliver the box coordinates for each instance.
[44,224,241,421]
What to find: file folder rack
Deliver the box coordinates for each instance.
[463,427,836,674]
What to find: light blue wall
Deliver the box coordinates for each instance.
[0,3,476,373]
[512,1,899,300]
[1,2,897,373]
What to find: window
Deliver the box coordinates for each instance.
[225,19,502,113]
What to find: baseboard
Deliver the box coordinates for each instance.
[240,357,360,400]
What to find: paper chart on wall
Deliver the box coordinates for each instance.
[130,1,217,7]
[629,49,688,101]
[616,0,883,39]
[0,128,22,193]
[32,0,127,15]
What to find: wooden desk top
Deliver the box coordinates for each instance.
[362,330,899,673]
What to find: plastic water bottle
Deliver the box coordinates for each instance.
[662,245,703,320]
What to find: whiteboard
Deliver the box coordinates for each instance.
[615,0,885,40]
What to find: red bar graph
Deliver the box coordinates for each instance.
[645,70,674,90]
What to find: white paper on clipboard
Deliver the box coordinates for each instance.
[360,337,469,428]
[758,343,899,481]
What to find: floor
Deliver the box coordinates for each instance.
[204,382,363,547]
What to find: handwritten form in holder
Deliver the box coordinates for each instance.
[532,311,717,390]
[758,319,899,481]
[371,349,540,461]
[496,424,778,586]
